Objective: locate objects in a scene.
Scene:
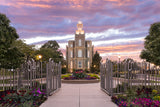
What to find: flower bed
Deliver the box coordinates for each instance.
[111,86,160,107]
[61,70,100,84]
[62,70,100,80]
[0,82,47,107]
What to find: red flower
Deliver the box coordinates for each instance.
[7,92,10,95]
[0,98,2,100]
[1,95,5,98]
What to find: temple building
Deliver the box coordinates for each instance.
[66,21,94,72]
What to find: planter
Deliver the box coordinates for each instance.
[62,79,100,84]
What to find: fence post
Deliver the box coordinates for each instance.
[41,61,42,90]
[46,63,49,98]
[144,62,147,87]
[110,60,113,96]
[59,62,61,88]
[17,67,22,89]
[3,69,4,91]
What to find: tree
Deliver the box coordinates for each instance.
[41,40,59,50]
[35,41,64,63]
[13,40,35,60]
[0,13,24,69]
[140,22,160,65]
[90,51,102,73]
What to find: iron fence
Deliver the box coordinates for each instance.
[0,58,61,97]
[100,59,160,96]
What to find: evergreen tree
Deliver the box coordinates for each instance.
[140,22,160,65]
[90,51,102,73]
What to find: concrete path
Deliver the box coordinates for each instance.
[40,83,117,107]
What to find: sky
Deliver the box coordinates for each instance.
[0,0,160,62]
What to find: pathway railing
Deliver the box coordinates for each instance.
[100,58,160,96]
[0,58,61,97]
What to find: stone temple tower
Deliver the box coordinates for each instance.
[66,21,94,72]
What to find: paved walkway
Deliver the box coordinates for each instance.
[40,83,117,107]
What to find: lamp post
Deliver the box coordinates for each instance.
[37,55,42,60]
[37,54,43,89]
[118,55,121,72]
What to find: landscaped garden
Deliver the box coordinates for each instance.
[111,86,160,107]
[0,81,47,107]
[61,69,100,80]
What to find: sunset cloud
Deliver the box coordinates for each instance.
[1,0,159,61]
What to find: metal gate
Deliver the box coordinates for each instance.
[100,58,160,96]
[0,58,61,98]
[46,58,61,97]
[100,59,113,96]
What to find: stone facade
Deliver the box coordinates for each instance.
[66,21,94,72]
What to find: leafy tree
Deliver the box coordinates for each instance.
[4,47,24,69]
[0,13,24,69]
[90,51,102,73]
[35,41,64,63]
[140,22,160,65]
[41,40,59,50]
[13,40,35,60]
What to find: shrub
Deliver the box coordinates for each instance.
[131,98,160,107]
[61,68,67,74]
[0,81,47,106]
[153,96,160,101]
[62,71,98,80]
[136,86,152,98]
[72,70,87,79]
[84,69,90,73]
[118,98,160,107]
[112,72,120,77]
[152,89,158,94]
[61,74,72,79]
[88,74,100,79]
[118,101,128,107]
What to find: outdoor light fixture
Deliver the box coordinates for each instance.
[118,55,121,72]
[36,54,42,60]
[38,55,42,59]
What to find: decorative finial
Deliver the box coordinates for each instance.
[76,21,84,34]
[78,21,82,24]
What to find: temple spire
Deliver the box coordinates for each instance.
[76,21,84,34]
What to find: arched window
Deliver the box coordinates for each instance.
[70,44,73,47]
[78,61,82,68]
[78,49,82,57]
[88,50,90,58]
[71,61,73,68]
[88,43,90,47]
[79,39,81,46]
[88,61,90,69]
[70,50,73,58]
